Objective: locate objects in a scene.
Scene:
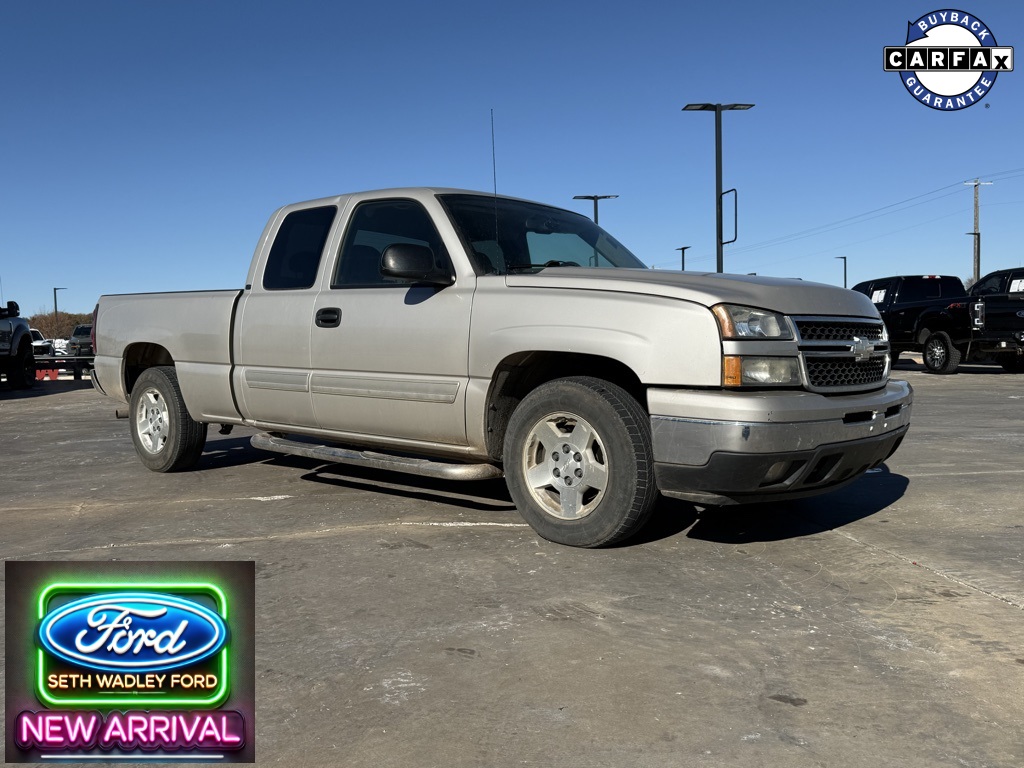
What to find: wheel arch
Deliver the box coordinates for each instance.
[483,351,646,461]
[123,342,175,395]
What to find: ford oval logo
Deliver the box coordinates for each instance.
[1016,310,1024,319]
[39,592,227,673]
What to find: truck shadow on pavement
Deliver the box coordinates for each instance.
[631,467,909,545]
[0,379,95,398]
[666,467,910,545]
[197,437,909,541]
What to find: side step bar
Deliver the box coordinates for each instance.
[250,432,504,481]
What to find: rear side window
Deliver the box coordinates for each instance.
[896,276,963,303]
[262,206,337,290]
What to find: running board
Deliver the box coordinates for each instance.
[250,432,503,481]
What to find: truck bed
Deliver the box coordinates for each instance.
[93,290,244,422]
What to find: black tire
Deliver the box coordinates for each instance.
[996,353,1024,373]
[8,343,36,389]
[922,331,961,374]
[503,376,658,548]
[129,366,207,472]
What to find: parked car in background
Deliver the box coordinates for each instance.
[30,328,54,357]
[852,275,967,372]
[853,271,1024,373]
[66,324,94,357]
[0,301,35,388]
[968,267,1024,372]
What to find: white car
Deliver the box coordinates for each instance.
[30,328,54,357]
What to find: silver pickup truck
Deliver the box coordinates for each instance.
[93,188,912,547]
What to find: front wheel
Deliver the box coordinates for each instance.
[503,376,658,548]
[129,366,208,472]
[923,331,961,374]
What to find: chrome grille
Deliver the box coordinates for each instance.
[794,320,884,342]
[806,359,887,389]
[793,316,889,393]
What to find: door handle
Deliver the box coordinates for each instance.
[315,308,341,328]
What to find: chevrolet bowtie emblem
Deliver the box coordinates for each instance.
[850,336,874,362]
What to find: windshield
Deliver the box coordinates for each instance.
[439,194,647,275]
[72,325,91,337]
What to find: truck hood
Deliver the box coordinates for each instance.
[505,268,879,317]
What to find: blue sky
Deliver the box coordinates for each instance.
[2,1,1022,315]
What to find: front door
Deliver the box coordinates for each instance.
[309,198,472,448]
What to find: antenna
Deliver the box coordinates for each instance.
[490,108,498,197]
[491,109,499,251]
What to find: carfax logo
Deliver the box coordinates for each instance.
[6,562,255,763]
[884,9,1013,110]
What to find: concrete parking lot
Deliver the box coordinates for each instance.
[2,360,1022,767]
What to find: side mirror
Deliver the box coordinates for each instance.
[381,244,453,286]
[6,300,20,317]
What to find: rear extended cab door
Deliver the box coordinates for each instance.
[232,203,339,430]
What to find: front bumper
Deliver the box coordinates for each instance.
[648,380,912,505]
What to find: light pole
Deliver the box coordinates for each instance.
[675,246,691,271]
[835,256,847,288]
[53,287,67,327]
[964,178,991,284]
[573,194,618,225]
[683,103,754,273]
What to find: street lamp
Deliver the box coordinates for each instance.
[682,103,755,273]
[573,194,618,225]
[53,287,67,326]
[835,256,847,288]
[675,246,691,271]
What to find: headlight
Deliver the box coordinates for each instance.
[713,304,792,339]
[723,356,802,387]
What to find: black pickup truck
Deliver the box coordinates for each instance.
[853,271,1024,374]
[968,267,1024,372]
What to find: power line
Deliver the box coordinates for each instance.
[650,168,1024,270]
[728,185,967,255]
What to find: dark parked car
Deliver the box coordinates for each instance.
[0,301,35,388]
[968,268,1024,372]
[854,271,1024,373]
[852,275,967,372]
[66,324,94,357]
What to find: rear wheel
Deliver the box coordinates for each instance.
[129,366,207,472]
[8,344,35,389]
[503,376,658,548]
[923,331,960,374]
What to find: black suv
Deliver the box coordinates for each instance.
[852,275,968,373]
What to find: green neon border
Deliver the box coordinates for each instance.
[35,581,230,708]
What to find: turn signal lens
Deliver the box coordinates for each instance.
[723,356,801,387]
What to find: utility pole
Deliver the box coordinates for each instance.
[964,178,992,284]
[675,246,691,270]
[835,256,847,288]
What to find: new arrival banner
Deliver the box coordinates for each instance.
[5,560,256,763]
